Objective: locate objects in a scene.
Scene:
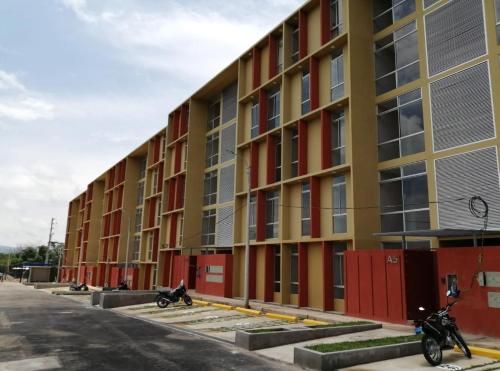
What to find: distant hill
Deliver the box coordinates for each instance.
[0,246,15,253]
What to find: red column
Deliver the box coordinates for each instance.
[310,57,319,110]
[249,246,257,299]
[143,265,151,290]
[264,245,274,302]
[298,243,308,307]
[162,251,172,287]
[148,199,155,228]
[250,142,259,189]
[175,175,185,209]
[259,89,268,134]
[298,120,308,176]
[299,10,308,59]
[310,177,321,238]
[268,35,277,78]
[256,190,266,242]
[266,135,276,184]
[167,178,176,211]
[180,104,189,135]
[322,241,334,311]
[169,214,178,248]
[153,136,161,164]
[321,110,332,169]
[172,110,180,140]
[320,0,331,45]
[252,47,261,90]
[174,142,182,174]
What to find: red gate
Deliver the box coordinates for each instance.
[195,254,233,297]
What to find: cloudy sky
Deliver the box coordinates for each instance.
[0,0,304,247]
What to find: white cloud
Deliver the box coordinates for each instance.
[0,70,26,91]
[0,97,55,121]
[60,0,97,23]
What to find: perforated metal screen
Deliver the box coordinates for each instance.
[222,83,237,124]
[220,124,236,163]
[218,164,235,204]
[217,206,234,247]
[430,62,494,152]
[436,147,500,229]
[425,0,486,77]
[423,0,438,9]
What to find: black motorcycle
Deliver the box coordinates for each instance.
[69,282,89,291]
[414,289,471,366]
[156,279,192,308]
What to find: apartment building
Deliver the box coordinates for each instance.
[61,0,500,313]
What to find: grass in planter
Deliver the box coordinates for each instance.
[307,335,422,353]
[309,321,373,328]
[245,328,289,333]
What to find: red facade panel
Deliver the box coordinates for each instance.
[298,120,308,176]
[174,142,182,174]
[320,0,331,45]
[180,105,189,136]
[169,213,177,248]
[172,111,180,141]
[252,47,261,89]
[310,57,319,110]
[175,175,185,209]
[268,35,278,78]
[168,178,176,211]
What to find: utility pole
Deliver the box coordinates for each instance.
[55,243,63,282]
[45,218,55,264]
[123,215,131,285]
[243,165,251,309]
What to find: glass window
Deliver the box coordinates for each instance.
[375,21,419,95]
[373,0,415,33]
[275,136,282,182]
[203,170,218,205]
[265,190,280,239]
[331,111,346,166]
[330,0,344,38]
[139,157,147,179]
[135,208,142,233]
[333,175,347,233]
[333,242,347,299]
[156,198,162,226]
[207,101,220,131]
[251,101,260,138]
[205,132,219,168]
[267,88,281,130]
[179,215,184,246]
[301,72,311,115]
[330,52,344,101]
[301,183,311,236]
[136,180,144,206]
[277,37,284,73]
[248,194,256,240]
[146,232,154,261]
[132,236,140,261]
[160,136,166,160]
[202,209,216,245]
[274,245,281,292]
[291,128,299,177]
[291,25,299,63]
[379,161,430,232]
[496,0,500,44]
[151,168,159,195]
[290,244,299,294]
[377,89,424,161]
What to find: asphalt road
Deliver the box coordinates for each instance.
[0,282,295,371]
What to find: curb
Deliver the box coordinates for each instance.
[192,299,210,306]
[303,319,330,326]
[212,303,234,310]
[454,345,500,360]
[235,307,262,316]
[265,312,298,322]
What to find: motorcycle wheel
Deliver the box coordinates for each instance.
[451,331,471,358]
[422,334,443,366]
[83,285,89,291]
[156,296,170,309]
[184,295,193,306]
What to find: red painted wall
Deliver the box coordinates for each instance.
[172,255,191,289]
[195,254,233,298]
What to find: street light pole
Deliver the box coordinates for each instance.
[45,218,55,264]
[123,215,131,285]
[243,165,251,309]
[56,243,63,283]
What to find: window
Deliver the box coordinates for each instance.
[332,175,347,233]
[301,72,311,115]
[183,143,188,170]
[207,101,220,131]
[203,170,218,205]
[205,133,219,168]
[496,0,500,44]
[330,0,343,37]
[331,111,346,166]
[135,208,142,233]
[379,161,430,232]
[146,232,154,261]
[179,215,184,246]
[267,88,281,130]
[275,136,282,182]
[377,89,424,161]
[277,37,284,73]
[373,0,415,33]
[301,182,311,236]
[248,194,256,240]
[139,158,147,179]
[136,180,145,206]
[132,236,140,261]
[290,245,298,294]
[291,128,299,177]
[375,21,419,96]
[151,168,159,195]
[152,266,157,290]
[160,136,166,160]
[330,52,344,101]
[265,190,279,239]
[202,209,216,245]
[333,242,347,299]
[156,198,162,226]
[291,25,299,63]
[251,101,260,138]
[274,246,281,292]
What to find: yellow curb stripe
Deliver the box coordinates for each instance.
[265,313,298,322]
[235,307,262,316]
[192,300,210,306]
[303,319,330,326]
[211,303,234,310]
[454,345,500,360]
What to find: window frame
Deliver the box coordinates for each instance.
[330,52,345,101]
[274,245,281,292]
[146,232,154,261]
[496,0,500,44]
[275,135,282,182]
[267,88,281,130]
[132,235,141,261]
[135,207,143,233]
[331,110,346,166]
[151,168,159,195]
[290,244,299,294]
[277,36,284,73]
[333,242,347,299]
[203,170,218,206]
[265,190,280,239]
[373,0,416,33]
[291,128,299,177]
[291,25,300,63]
[202,209,216,246]
[301,72,311,115]
[205,132,219,168]
[330,0,344,38]
[301,182,311,236]
[136,180,145,206]
[207,100,221,131]
[248,194,257,240]
[251,101,260,138]
[332,175,347,233]
[156,198,162,227]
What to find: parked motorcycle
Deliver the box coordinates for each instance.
[414,289,471,366]
[156,279,192,308]
[70,281,89,291]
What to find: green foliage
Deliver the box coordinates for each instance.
[306,335,422,353]
[0,243,64,270]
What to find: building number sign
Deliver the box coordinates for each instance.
[387,256,399,264]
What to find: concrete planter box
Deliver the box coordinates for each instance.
[34,283,70,289]
[294,341,421,371]
[235,323,381,350]
[92,291,157,308]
